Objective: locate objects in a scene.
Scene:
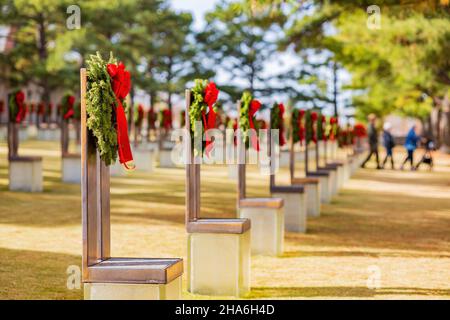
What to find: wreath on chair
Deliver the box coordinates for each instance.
[239,91,261,150]
[270,102,286,147]
[9,89,26,124]
[86,52,134,168]
[291,108,305,145]
[61,94,76,120]
[189,79,219,156]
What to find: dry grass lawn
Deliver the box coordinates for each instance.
[0,139,449,299]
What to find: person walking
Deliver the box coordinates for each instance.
[414,136,435,171]
[400,125,419,171]
[381,122,395,169]
[361,114,381,169]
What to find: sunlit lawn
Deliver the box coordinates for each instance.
[0,138,449,299]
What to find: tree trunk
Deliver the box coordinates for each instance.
[439,95,450,153]
[37,13,51,122]
[332,62,339,117]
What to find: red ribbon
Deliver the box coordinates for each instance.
[107,62,134,169]
[310,111,318,143]
[162,109,172,129]
[249,100,261,150]
[298,110,305,145]
[15,91,26,123]
[202,82,219,156]
[0,101,4,114]
[38,103,45,115]
[63,95,75,119]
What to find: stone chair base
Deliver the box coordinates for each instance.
[159,148,177,168]
[62,153,81,184]
[9,156,43,192]
[325,163,345,191]
[239,198,284,256]
[84,277,182,300]
[292,178,321,218]
[318,167,338,196]
[271,185,307,233]
[307,171,332,204]
[187,219,251,297]
[83,257,183,300]
[133,148,155,172]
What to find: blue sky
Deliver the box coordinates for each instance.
[171,0,219,29]
[169,0,352,120]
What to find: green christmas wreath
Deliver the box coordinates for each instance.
[239,91,252,148]
[189,79,218,156]
[8,89,24,123]
[85,52,121,166]
[291,109,300,144]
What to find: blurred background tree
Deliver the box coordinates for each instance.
[0,0,448,150]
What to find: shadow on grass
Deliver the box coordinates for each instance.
[247,286,450,298]
[0,247,82,300]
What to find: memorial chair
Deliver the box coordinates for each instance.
[80,68,183,300]
[185,89,251,297]
[268,120,307,233]
[236,101,284,256]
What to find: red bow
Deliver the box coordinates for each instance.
[162,109,172,129]
[15,91,26,123]
[63,95,75,119]
[298,109,305,146]
[107,62,134,169]
[0,101,4,114]
[311,111,318,143]
[249,99,261,150]
[202,82,219,155]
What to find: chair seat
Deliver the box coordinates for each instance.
[307,170,330,177]
[9,155,42,162]
[187,218,251,234]
[291,177,319,185]
[62,152,81,159]
[86,257,183,284]
[270,185,304,194]
[239,197,284,209]
[318,166,337,171]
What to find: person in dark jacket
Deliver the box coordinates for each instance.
[381,122,395,169]
[361,114,381,169]
[400,125,419,170]
[414,136,435,170]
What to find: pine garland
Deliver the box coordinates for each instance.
[292,109,300,143]
[317,113,324,141]
[270,102,281,130]
[239,91,252,148]
[8,89,23,123]
[61,93,75,119]
[189,79,218,156]
[305,110,313,144]
[85,52,120,166]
